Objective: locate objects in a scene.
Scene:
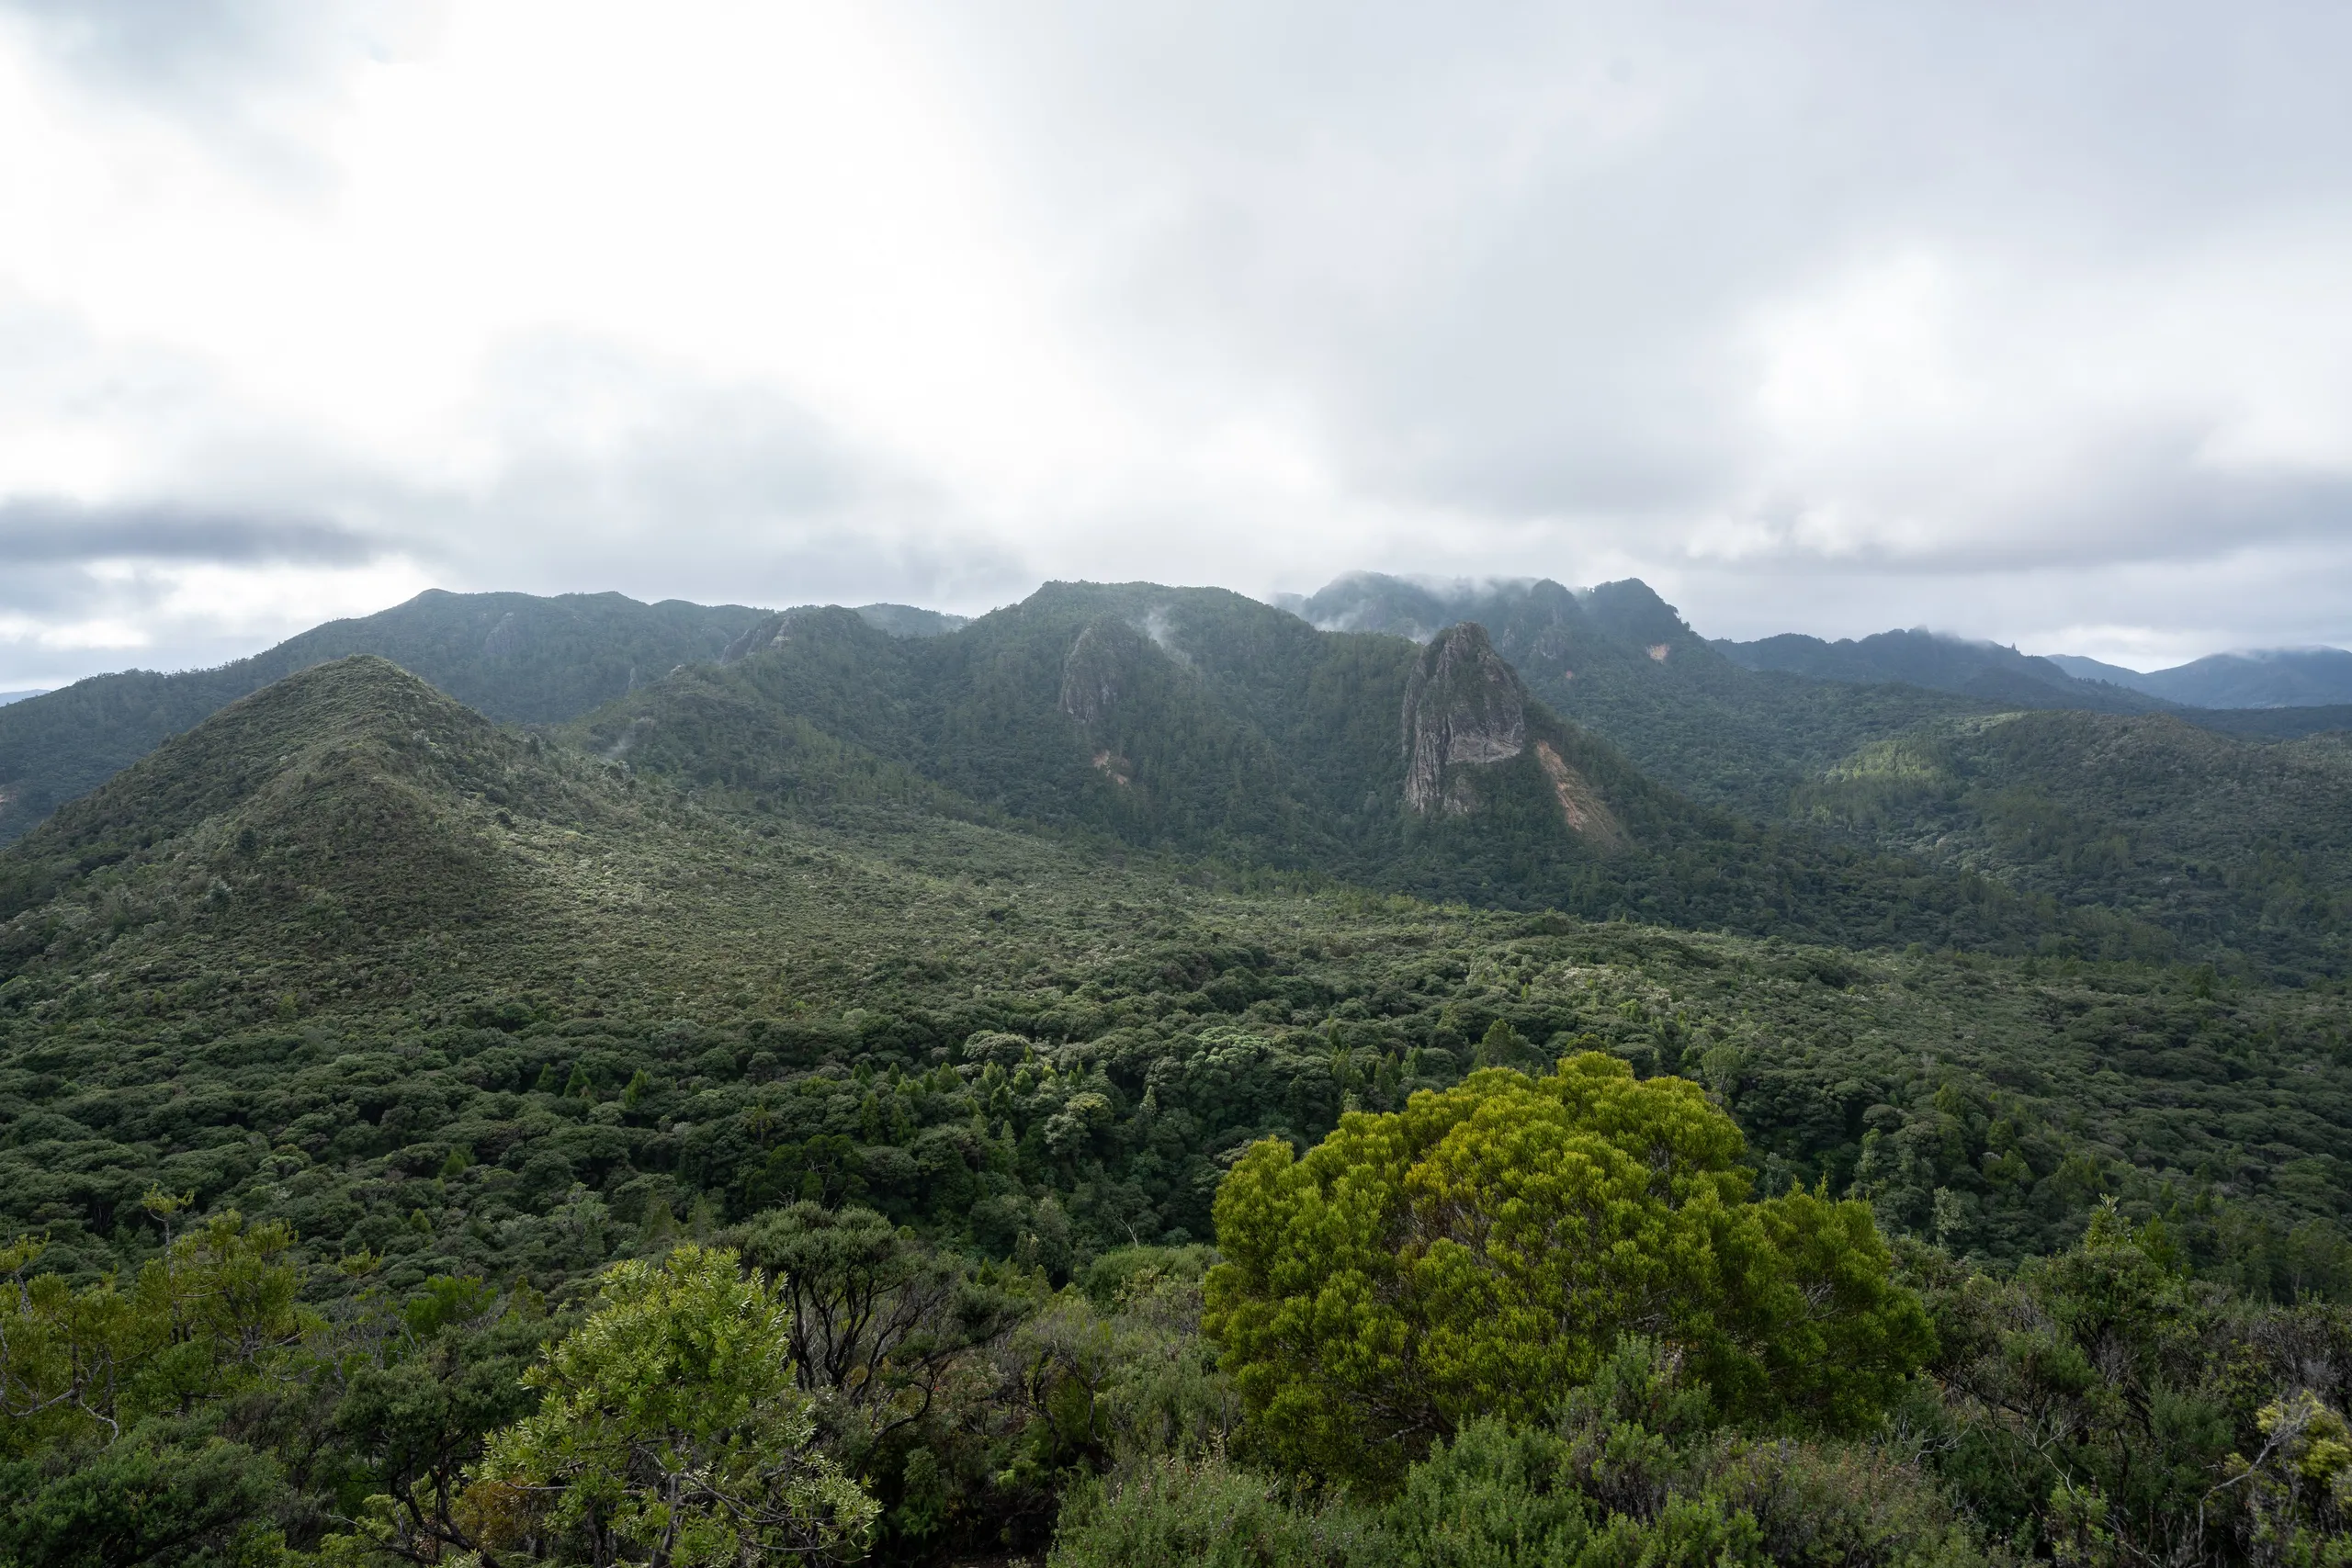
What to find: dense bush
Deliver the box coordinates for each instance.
[1205,1056,1929,1486]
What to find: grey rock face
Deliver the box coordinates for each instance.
[1058,618,1148,726]
[1402,622,1527,814]
[481,612,524,660]
[719,606,839,665]
[718,613,788,665]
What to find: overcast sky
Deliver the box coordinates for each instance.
[3,0,2349,687]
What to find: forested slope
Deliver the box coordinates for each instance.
[4,657,2342,1285]
[566,584,2120,955]
[0,590,769,845]
[1793,712,2352,976]
[1290,572,2026,818]
[0,653,2348,1562]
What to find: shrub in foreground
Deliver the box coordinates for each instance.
[1205,1055,1932,1486]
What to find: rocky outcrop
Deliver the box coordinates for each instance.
[1402,623,1527,814]
[1058,617,1151,727]
[481,611,525,660]
[718,606,841,665]
[719,613,789,665]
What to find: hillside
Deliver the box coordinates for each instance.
[2190,704,2352,741]
[0,589,770,846]
[2053,646,2352,708]
[1718,626,2166,712]
[565,581,2106,955]
[1793,711,2352,974]
[1287,573,2027,818]
[0,654,2345,1291]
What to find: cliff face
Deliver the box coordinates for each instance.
[1058,617,1151,727]
[718,609,801,664]
[1402,623,1528,814]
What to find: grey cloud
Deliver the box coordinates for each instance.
[923,1,2352,558]
[7,1,2352,679]
[327,333,1040,615]
[0,499,381,566]
[1710,447,2352,576]
[0,0,429,185]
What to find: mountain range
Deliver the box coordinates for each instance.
[1715,628,2165,713]
[3,572,2350,972]
[2049,647,2352,708]
[0,592,958,844]
[2,589,2346,1268]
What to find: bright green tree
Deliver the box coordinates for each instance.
[465,1245,876,1567]
[1203,1055,1932,1486]
[0,1200,307,1454]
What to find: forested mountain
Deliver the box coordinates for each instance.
[1792,711,2352,975]
[563,581,2102,954]
[0,589,771,846]
[1,577,2349,1562]
[0,650,2348,1562]
[2052,645,2352,707]
[1283,574,1998,817]
[1717,626,2165,712]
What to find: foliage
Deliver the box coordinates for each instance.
[1046,1338,1993,1568]
[1047,1455,1384,1568]
[466,1244,876,1567]
[1794,712,2352,976]
[1384,1338,1987,1568]
[0,614,2346,1561]
[0,1203,306,1452]
[1915,1207,2352,1563]
[0,1417,288,1568]
[2230,1390,2352,1564]
[1204,1056,1930,1486]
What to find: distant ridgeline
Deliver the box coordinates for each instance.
[0,592,956,845]
[563,581,2106,955]
[2,575,2350,970]
[2052,646,2352,709]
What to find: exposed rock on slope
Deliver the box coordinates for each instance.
[1402,624,1527,814]
[718,610,797,664]
[1533,740,1627,850]
[1058,617,1152,727]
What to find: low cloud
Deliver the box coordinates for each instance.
[0,498,382,566]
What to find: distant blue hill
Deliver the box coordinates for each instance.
[2048,648,2352,709]
[0,691,46,706]
[1711,627,2165,714]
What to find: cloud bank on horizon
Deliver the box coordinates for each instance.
[2,0,2349,685]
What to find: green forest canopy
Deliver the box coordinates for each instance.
[0,609,2346,1562]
